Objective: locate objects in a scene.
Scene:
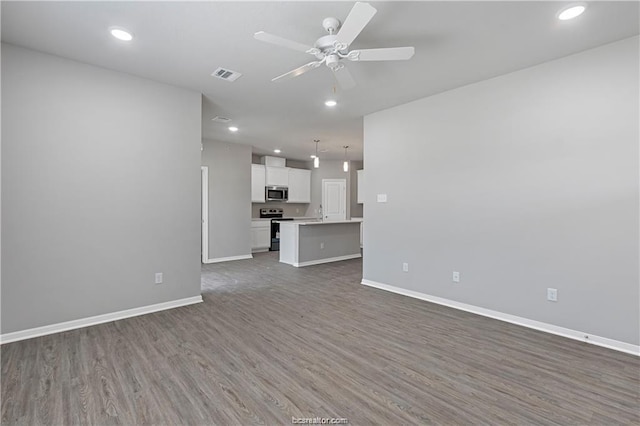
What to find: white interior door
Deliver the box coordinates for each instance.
[322,179,346,221]
[201,166,209,263]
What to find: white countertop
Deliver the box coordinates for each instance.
[283,216,317,220]
[279,219,362,226]
[252,216,317,221]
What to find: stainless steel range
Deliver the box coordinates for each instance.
[259,208,293,251]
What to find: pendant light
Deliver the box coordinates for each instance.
[314,140,320,168]
[343,146,349,172]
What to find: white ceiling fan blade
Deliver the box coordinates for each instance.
[349,46,415,61]
[332,66,356,90]
[336,2,377,47]
[254,31,314,54]
[272,61,322,82]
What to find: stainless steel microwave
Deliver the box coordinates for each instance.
[266,186,288,202]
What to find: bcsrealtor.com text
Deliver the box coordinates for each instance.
[292,417,348,424]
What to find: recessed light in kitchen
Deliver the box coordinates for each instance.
[310,155,317,159]
[109,27,133,41]
[228,126,239,132]
[325,100,337,107]
[274,149,281,153]
[557,3,586,20]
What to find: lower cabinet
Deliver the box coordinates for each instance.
[251,221,271,252]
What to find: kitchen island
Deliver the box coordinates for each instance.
[278,220,361,267]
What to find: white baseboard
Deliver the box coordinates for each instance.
[361,279,639,357]
[0,295,203,345]
[203,254,253,264]
[287,253,362,268]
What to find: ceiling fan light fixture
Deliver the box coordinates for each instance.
[557,3,586,20]
[325,100,337,107]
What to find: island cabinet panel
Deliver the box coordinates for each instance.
[265,166,289,187]
[251,164,266,203]
[279,221,361,267]
[251,220,270,252]
[288,168,311,203]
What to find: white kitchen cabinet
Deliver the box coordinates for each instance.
[251,164,266,203]
[251,220,271,252]
[288,168,311,203]
[266,166,289,187]
[357,170,364,204]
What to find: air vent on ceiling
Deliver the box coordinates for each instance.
[211,116,232,123]
[211,67,242,82]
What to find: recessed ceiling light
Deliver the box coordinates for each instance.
[310,155,317,159]
[325,100,337,107]
[110,27,133,41]
[557,3,586,20]
[228,126,239,132]
[274,149,281,153]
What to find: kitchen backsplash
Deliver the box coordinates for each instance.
[252,203,311,218]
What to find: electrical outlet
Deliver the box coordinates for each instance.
[377,194,388,203]
[155,272,163,285]
[320,242,325,249]
[296,208,300,214]
[402,262,409,272]
[452,271,460,283]
[547,288,558,302]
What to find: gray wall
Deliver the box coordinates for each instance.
[202,139,252,259]
[363,36,639,345]
[1,44,202,334]
[251,203,309,218]
[305,160,353,219]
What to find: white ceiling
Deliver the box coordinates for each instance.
[2,1,638,161]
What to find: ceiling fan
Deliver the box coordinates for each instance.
[254,2,415,89]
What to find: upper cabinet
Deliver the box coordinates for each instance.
[288,168,311,203]
[265,166,289,187]
[251,164,266,202]
[357,170,364,204]
[251,156,311,204]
